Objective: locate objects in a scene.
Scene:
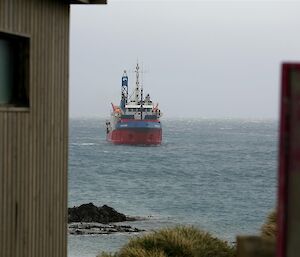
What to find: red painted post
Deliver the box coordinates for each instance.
[277,63,300,257]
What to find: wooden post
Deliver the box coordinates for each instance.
[278,63,300,257]
[237,236,275,257]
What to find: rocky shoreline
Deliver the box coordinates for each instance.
[68,203,145,235]
[68,222,145,235]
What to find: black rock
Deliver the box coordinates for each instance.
[68,203,127,223]
[68,222,145,235]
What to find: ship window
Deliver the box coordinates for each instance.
[0,31,30,108]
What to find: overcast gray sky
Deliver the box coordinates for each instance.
[70,0,300,119]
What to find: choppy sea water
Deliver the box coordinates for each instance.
[68,118,277,257]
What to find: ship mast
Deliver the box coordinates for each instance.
[134,63,140,104]
[134,62,144,119]
[140,78,144,120]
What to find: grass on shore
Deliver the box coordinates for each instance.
[98,226,236,257]
[99,210,277,257]
[261,210,277,241]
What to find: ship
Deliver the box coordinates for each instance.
[106,63,162,145]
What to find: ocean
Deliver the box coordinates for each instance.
[68,118,277,257]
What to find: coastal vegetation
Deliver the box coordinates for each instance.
[261,210,277,241]
[69,204,276,256]
[98,226,236,257]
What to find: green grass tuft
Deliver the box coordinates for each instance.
[98,226,236,257]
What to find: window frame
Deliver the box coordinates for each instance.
[0,30,30,112]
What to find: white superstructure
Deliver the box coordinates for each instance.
[119,63,162,120]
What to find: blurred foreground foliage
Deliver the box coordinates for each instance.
[98,210,277,257]
[98,226,236,257]
[261,210,277,241]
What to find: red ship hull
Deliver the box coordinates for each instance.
[107,128,162,145]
